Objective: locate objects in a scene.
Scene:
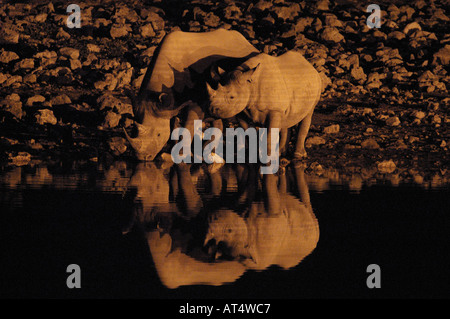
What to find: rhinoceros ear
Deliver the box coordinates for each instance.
[158,92,174,108]
[245,63,261,83]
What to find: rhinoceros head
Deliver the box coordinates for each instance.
[124,92,186,161]
[124,119,171,161]
[206,64,260,119]
[204,210,253,260]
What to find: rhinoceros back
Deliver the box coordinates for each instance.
[140,29,259,95]
[241,51,322,128]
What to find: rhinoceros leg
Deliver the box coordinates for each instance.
[294,164,312,210]
[176,163,202,218]
[267,111,282,157]
[294,110,313,159]
[279,127,288,155]
[184,103,205,142]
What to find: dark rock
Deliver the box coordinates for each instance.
[108,137,127,155]
[0,50,19,63]
[35,109,57,125]
[1,93,23,119]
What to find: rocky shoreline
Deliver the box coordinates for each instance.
[0,0,448,188]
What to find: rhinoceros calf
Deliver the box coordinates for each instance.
[204,165,319,270]
[124,29,259,161]
[207,51,322,158]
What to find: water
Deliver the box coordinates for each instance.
[1,160,449,298]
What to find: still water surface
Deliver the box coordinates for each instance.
[1,161,449,298]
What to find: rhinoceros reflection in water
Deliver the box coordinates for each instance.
[127,163,319,289]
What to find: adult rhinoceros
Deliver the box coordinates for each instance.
[124,29,259,161]
[206,51,322,158]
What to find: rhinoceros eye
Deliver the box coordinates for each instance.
[229,95,235,100]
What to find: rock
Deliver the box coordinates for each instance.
[432,115,441,124]
[315,0,330,11]
[110,23,130,38]
[295,17,313,33]
[223,5,242,20]
[114,6,140,23]
[0,25,20,43]
[361,138,380,149]
[1,93,23,118]
[203,12,220,27]
[14,58,34,70]
[35,109,57,125]
[87,44,101,53]
[252,0,273,12]
[102,111,122,128]
[412,110,426,120]
[0,73,7,84]
[432,45,450,66]
[0,50,19,63]
[8,152,31,166]
[324,14,343,28]
[366,72,382,89]
[378,160,396,174]
[34,50,57,67]
[97,94,133,115]
[388,31,406,41]
[350,66,367,83]
[140,24,156,38]
[311,18,322,32]
[273,3,301,21]
[94,73,118,91]
[132,73,145,89]
[323,124,340,134]
[26,95,46,106]
[320,27,344,43]
[306,136,326,147]
[59,47,79,60]
[417,70,438,89]
[432,8,449,21]
[403,22,421,35]
[115,63,134,88]
[145,12,165,31]
[69,59,82,70]
[386,116,401,126]
[34,13,48,23]
[50,94,71,106]
[4,75,22,87]
[108,137,127,156]
[56,28,70,39]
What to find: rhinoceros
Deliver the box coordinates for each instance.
[206,51,322,158]
[124,29,259,161]
[204,165,319,270]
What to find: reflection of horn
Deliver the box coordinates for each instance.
[123,128,142,152]
[204,231,215,246]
